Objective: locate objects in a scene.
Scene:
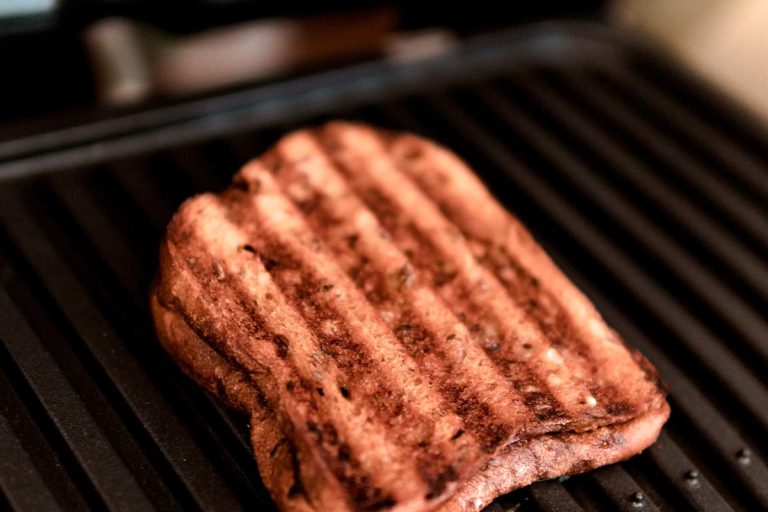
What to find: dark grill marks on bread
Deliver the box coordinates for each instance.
[158,196,438,507]
[215,185,491,502]
[159,220,377,507]
[311,126,612,428]
[287,441,306,498]
[316,123,664,427]
[471,241,632,414]
[321,182,566,425]
[382,128,665,415]
[248,141,529,453]
[226,226,443,450]
[152,121,669,512]
[449,206,631,416]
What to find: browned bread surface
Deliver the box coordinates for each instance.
[152,121,669,512]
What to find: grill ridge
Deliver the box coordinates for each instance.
[40,177,277,508]
[559,70,768,252]
[0,337,92,512]
[0,262,147,511]
[598,68,768,205]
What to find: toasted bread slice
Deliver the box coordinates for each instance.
[152,122,668,511]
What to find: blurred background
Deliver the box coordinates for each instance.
[3,0,767,132]
[0,1,598,131]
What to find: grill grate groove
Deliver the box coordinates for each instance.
[528,480,584,512]
[0,273,147,511]
[558,70,768,253]
[597,68,768,205]
[511,73,768,338]
[50,173,273,505]
[0,341,89,512]
[39,178,277,508]
[0,193,248,511]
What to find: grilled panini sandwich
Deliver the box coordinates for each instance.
[151,121,669,512]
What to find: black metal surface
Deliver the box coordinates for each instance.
[1,22,767,511]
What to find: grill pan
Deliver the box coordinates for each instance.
[1,22,767,512]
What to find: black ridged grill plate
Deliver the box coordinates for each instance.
[1,22,767,512]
